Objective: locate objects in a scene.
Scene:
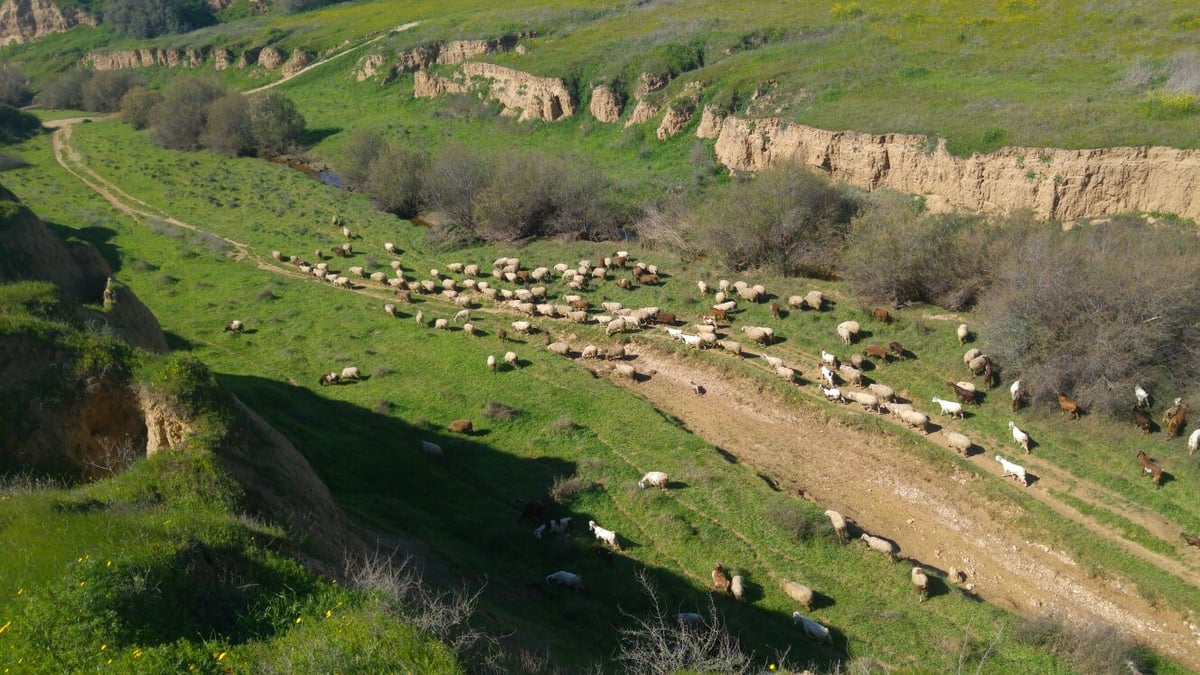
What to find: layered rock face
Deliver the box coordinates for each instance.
[699,109,1200,221]
[415,62,574,122]
[0,0,91,46]
[81,47,207,70]
[355,34,532,82]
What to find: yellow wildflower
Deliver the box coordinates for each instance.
[0,621,10,633]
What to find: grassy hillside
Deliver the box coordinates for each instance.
[5,0,1200,155]
[4,117,1198,671]
[0,286,461,672]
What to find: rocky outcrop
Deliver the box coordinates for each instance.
[415,62,574,122]
[81,47,207,71]
[704,112,1200,221]
[213,48,233,70]
[355,33,533,83]
[258,46,283,70]
[0,0,92,46]
[624,99,660,127]
[654,83,702,140]
[589,85,621,123]
[281,49,311,77]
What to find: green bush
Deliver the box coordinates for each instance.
[1138,89,1198,119]
[0,104,43,144]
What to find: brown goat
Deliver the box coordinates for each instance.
[710,307,728,322]
[1136,450,1163,488]
[1165,403,1188,438]
[569,299,591,310]
[947,381,979,406]
[711,564,731,594]
[616,277,632,290]
[888,341,906,359]
[1182,532,1200,548]
[872,307,892,323]
[496,328,508,342]
[770,301,781,319]
[1132,408,1152,433]
[1056,392,1082,420]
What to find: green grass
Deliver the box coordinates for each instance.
[4,116,1198,671]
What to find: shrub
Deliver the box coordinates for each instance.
[82,70,141,113]
[765,502,827,542]
[481,400,519,421]
[103,0,215,38]
[1138,89,1198,119]
[248,90,307,156]
[549,474,585,504]
[149,76,228,150]
[1015,614,1148,674]
[0,104,43,144]
[697,161,861,277]
[119,87,162,130]
[977,220,1200,414]
[0,65,31,107]
[201,92,253,157]
[419,141,490,227]
[842,192,997,309]
[363,141,428,218]
[634,194,702,260]
[34,69,89,110]
[337,126,385,189]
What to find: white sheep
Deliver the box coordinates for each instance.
[383,303,397,318]
[614,363,637,380]
[995,455,1028,486]
[867,383,895,401]
[804,290,824,311]
[792,612,832,644]
[911,567,929,601]
[638,471,669,489]
[697,280,709,295]
[782,579,814,609]
[511,320,532,334]
[340,366,361,381]
[224,320,244,333]
[588,520,621,550]
[581,345,599,359]
[731,575,745,601]
[775,365,797,383]
[605,318,626,336]
[957,323,969,344]
[824,509,848,543]
[547,341,571,356]
[1008,421,1030,453]
[899,410,929,433]
[861,533,897,561]
[504,351,518,367]
[718,340,743,356]
[945,431,972,456]
[549,516,572,534]
[415,310,424,326]
[348,266,365,277]
[1189,428,1200,456]
[838,364,863,386]
[384,242,396,255]
[740,325,773,345]
[432,318,448,330]
[844,390,880,412]
[420,439,443,460]
[787,294,804,309]
[664,326,683,339]
[486,355,496,373]
[836,320,860,344]
[763,354,784,369]
[545,570,584,591]
[962,348,982,366]
[931,396,964,419]
[680,334,702,348]
[887,401,914,418]
[462,323,475,336]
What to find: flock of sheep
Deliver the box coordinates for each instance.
[240,215,1196,649]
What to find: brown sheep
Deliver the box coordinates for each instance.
[496,328,508,342]
[446,419,474,434]
[864,344,891,362]
[872,307,892,323]
[770,301,781,319]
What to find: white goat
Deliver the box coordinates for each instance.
[792,612,832,644]
[1008,421,1030,453]
[819,385,844,403]
[1188,428,1199,456]
[995,455,1028,486]
[1135,384,1150,409]
[638,471,669,489]
[931,396,964,419]
[588,520,621,550]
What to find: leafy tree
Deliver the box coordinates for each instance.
[0,66,32,107]
[201,93,252,157]
[82,70,141,113]
[119,87,162,130]
[0,104,43,144]
[149,76,227,150]
[363,141,428,218]
[420,141,491,227]
[247,91,305,156]
[102,0,214,38]
[34,70,90,110]
[337,127,385,189]
[471,152,560,240]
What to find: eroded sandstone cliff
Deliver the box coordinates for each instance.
[0,0,92,46]
[414,62,574,122]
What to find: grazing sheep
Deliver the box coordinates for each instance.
[1136,450,1163,488]
[931,396,965,419]
[788,294,804,308]
[864,344,891,362]
[446,419,473,434]
[545,570,584,592]
[581,345,599,359]
[547,341,571,356]
[781,579,814,609]
[887,401,915,418]
[415,310,424,326]
[614,363,637,380]
[775,365,797,383]
[764,354,785,369]
[718,339,743,356]
[770,301,782,318]
[711,564,731,594]
[271,250,283,261]
[962,348,982,366]
[607,344,627,361]
[792,612,832,643]
[995,455,1028,486]
[462,323,475,336]
[945,431,972,456]
[1189,428,1200,456]
[967,354,991,375]
[731,575,745,601]
[340,366,361,381]
[434,318,449,330]
[872,307,892,323]
[224,320,244,333]
[1008,421,1030,453]
[740,325,774,345]
[371,271,388,284]
[804,290,824,311]
[867,383,895,402]
[838,364,863,387]
[638,471,669,490]
[504,351,518,368]
[824,509,848,543]
[836,321,861,344]
[420,440,443,460]
[318,371,340,386]
[843,390,880,412]
[900,410,929,433]
[487,355,497,373]
[861,533,897,561]
[496,328,507,342]
[511,320,532,334]
[348,266,365,277]
[1056,391,1082,419]
[383,303,397,318]
[957,323,970,344]
[589,520,621,550]
[1135,384,1151,410]
[605,318,627,336]
[453,309,470,322]
[911,567,929,601]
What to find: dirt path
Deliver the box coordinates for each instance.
[588,345,1200,668]
[245,21,419,94]
[47,116,1200,668]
